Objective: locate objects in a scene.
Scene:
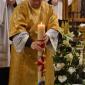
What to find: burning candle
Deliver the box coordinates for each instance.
[37,22,45,84]
[37,22,45,41]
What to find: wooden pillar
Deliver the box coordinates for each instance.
[62,0,68,20]
[72,0,80,18]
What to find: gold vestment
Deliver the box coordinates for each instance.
[9,0,59,85]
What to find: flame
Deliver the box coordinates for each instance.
[40,22,43,25]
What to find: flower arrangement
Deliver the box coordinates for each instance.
[53,27,85,85]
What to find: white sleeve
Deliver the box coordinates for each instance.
[46,29,58,52]
[12,32,29,52]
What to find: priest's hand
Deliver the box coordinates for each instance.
[31,41,45,51]
[43,34,50,46]
[31,35,49,51]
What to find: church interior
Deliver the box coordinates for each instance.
[0,0,85,85]
[53,0,85,84]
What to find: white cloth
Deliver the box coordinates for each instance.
[13,32,29,52]
[13,29,58,53]
[53,0,73,20]
[0,0,21,67]
[46,29,58,52]
[0,0,9,67]
[53,0,63,20]
[0,0,6,24]
[68,0,73,6]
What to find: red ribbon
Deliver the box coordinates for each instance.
[36,55,46,72]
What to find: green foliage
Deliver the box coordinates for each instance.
[53,31,84,84]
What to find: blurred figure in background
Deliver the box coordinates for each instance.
[48,0,62,20]
[0,0,21,85]
[48,0,73,26]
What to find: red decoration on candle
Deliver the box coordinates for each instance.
[36,55,46,72]
[37,22,46,83]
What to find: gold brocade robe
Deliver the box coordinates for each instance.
[9,0,59,85]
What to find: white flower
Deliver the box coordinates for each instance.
[53,63,65,71]
[75,52,80,56]
[65,32,74,41]
[68,67,76,74]
[63,40,70,46]
[58,75,67,83]
[83,68,85,72]
[57,27,64,35]
[79,32,81,36]
[64,53,73,64]
[67,32,74,38]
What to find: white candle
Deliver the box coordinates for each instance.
[37,22,45,57]
[37,22,45,82]
[37,22,45,40]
